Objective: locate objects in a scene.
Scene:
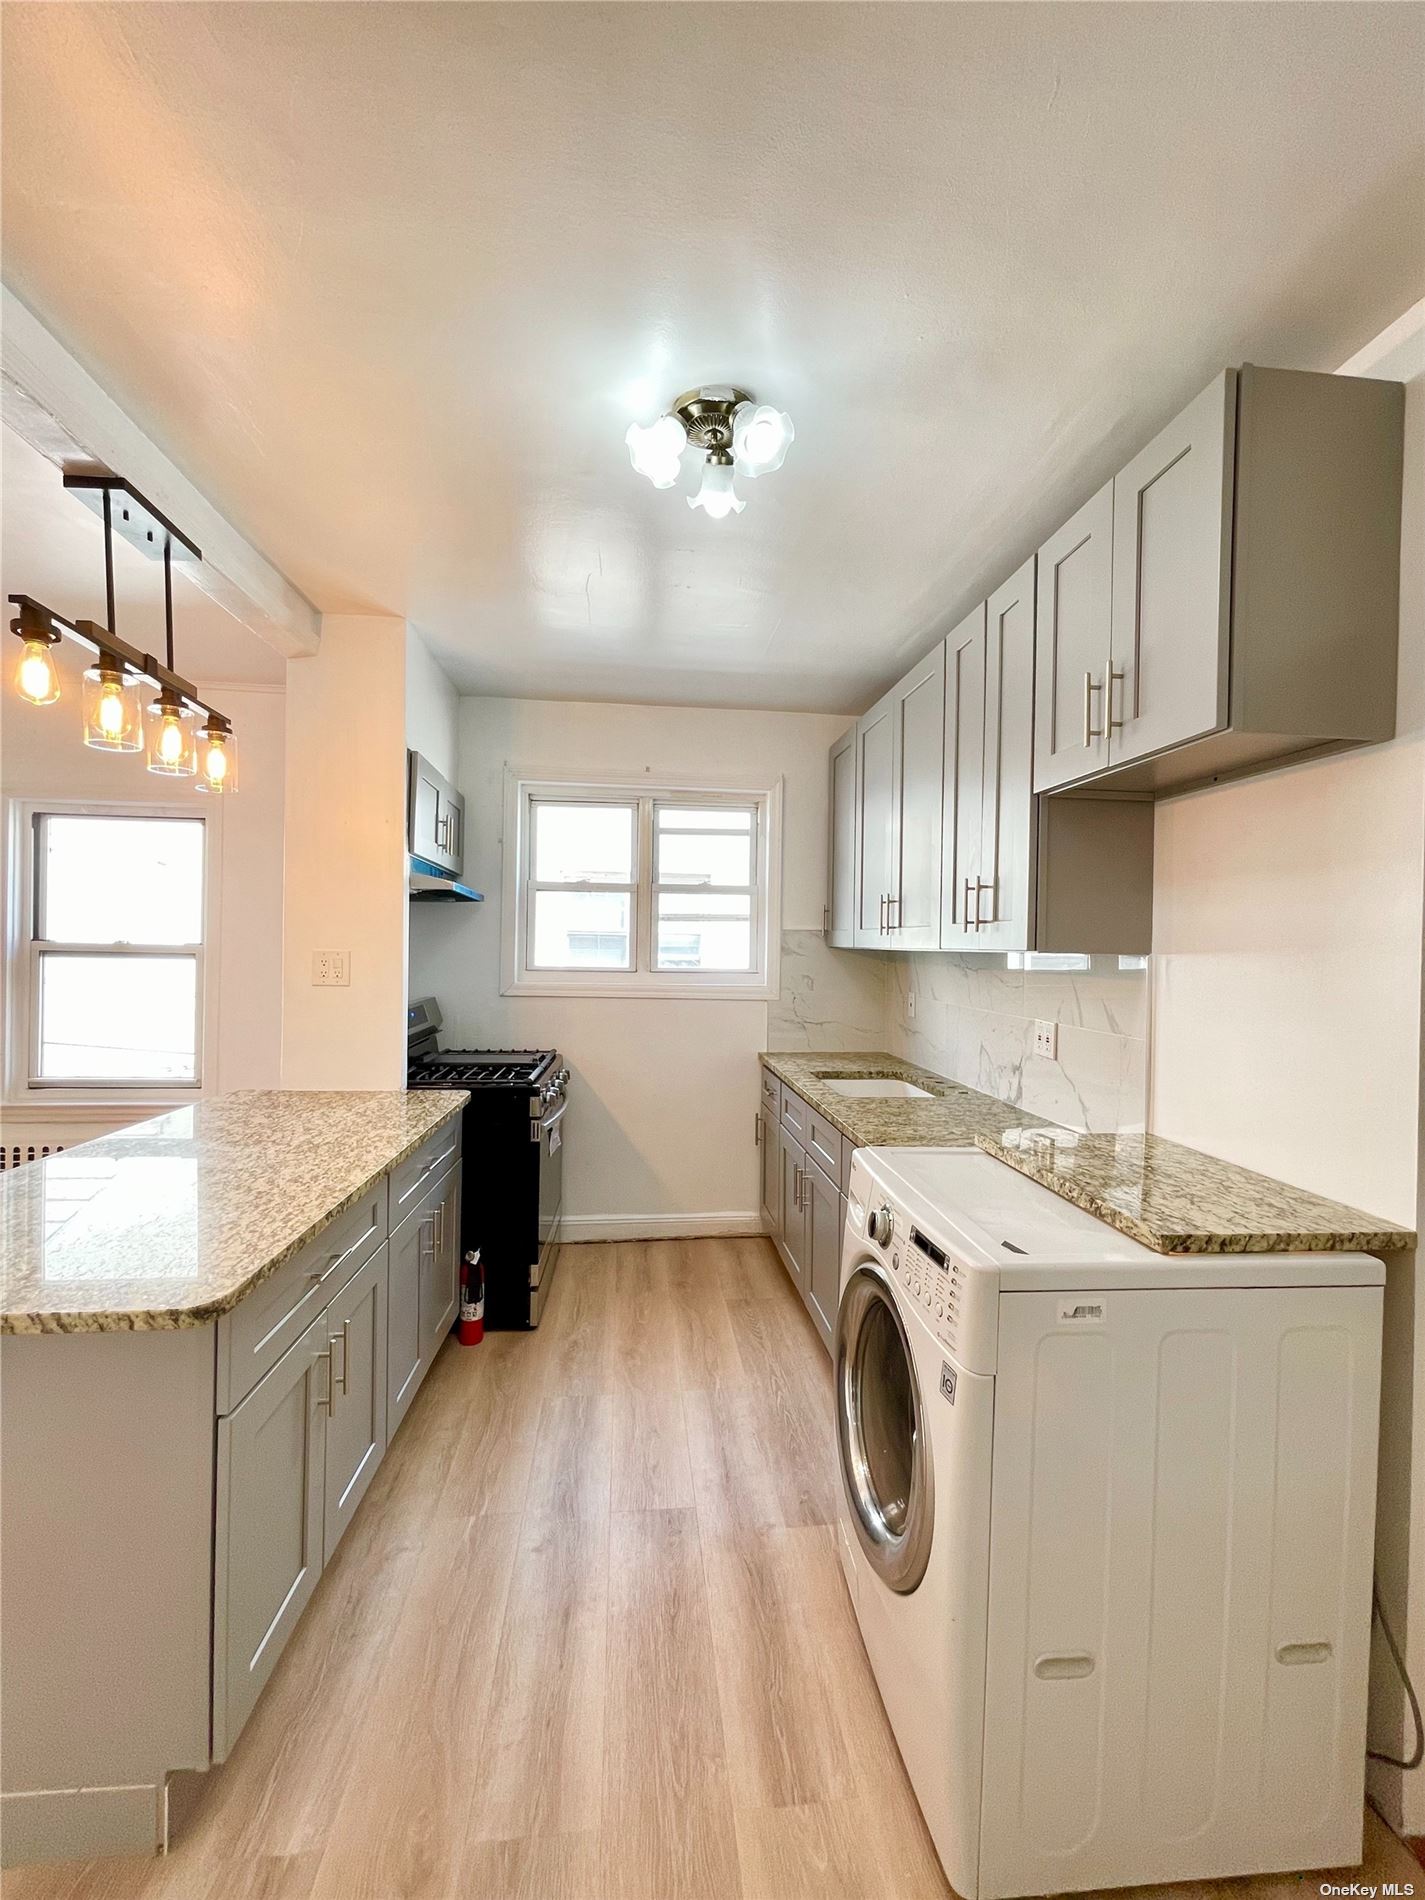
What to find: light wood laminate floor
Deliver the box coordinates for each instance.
[7,1238,1418,1900]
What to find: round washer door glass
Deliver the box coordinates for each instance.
[836,1264,933,1593]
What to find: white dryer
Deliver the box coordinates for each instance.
[834,1146,1384,1900]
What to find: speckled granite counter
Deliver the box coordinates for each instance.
[981,1127,1415,1255]
[0,1089,469,1334]
[762,1051,1415,1256]
[760,1050,1049,1147]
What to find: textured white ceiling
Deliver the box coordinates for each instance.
[2,2,1421,713]
[1,428,286,685]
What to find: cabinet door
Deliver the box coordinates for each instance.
[408,752,443,861]
[854,694,896,945]
[890,645,946,948]
[421,1168,461,1365]
[439,786,466,874]
[777,1125,808,1290]
[323,1248,389,1562]
[804,1159,842,1352]
[827,726,858,948]
[387,1205,427,1438]
[1033,483,1114,791]
[214,1314,329,1758]
[1109,372,1234,767]
[940,603,987,948]
[758,1108,781,1237]
[977,558,1038,951]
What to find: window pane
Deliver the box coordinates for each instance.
[656,828,753,888]
[38,954,198,1081]
[656,806,752,833]
[655,897,752,972]
[533,802,634,884]
[40,816,204,945]
[656,891,753,920]
[531,891,632,969]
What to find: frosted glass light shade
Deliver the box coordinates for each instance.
[732,403,794,477]
[687,457,744,518]
[145,693,197,777]
[82,665,143,752]
[625,414,688,488]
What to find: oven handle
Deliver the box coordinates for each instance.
[531,1100,568,1143]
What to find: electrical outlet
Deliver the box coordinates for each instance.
[312,950,351,987]
[906,990,916,1020]
[1033,1019,1058,1060]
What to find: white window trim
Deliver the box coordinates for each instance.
[2,796,222,1109]
[501,768,782,1000]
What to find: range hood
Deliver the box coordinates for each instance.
[408,854,483,904]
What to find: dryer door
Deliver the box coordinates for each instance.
[836,1263,934,1594]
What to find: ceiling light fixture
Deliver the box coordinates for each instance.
[7,473,243,793]
[624,385,794,518]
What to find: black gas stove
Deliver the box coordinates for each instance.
[406,999,567,1327]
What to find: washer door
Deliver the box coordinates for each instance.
[836,1263,934,1594]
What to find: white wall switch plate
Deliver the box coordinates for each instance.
[1033,1019,1058,1060]
[312,950,351,987]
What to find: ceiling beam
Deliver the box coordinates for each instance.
[1,285,319,659]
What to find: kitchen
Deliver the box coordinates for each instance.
[1,6,1423,1899]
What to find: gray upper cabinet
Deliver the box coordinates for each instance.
[976,558,1038,951]
[826,725,858,948]
[322,1249,389,1563]
[1109,371,1234,768]
[1032,482,1114,791]
[407,750,466,875]
[853,693,896,944]
[890,644,947,948]
[941,602,987,948]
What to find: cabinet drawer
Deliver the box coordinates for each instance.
[390,1120,462,1232]
[806,1108,846,1189]
[760,1068,779,1115]
[217,1183,388,1415]
[780,1085,808,1140]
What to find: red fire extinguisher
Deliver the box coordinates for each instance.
[459,1251,484,1346]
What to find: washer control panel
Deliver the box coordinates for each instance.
[887,1224,964,1355]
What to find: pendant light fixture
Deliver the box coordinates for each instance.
[7,472,243,793]
[625,385,794,518]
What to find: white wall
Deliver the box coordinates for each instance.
[1149,306,1425,1824]
[0,641,286,1144]
[281,615,408,1090]
[405,626,459,782]
[408,696,849,1236]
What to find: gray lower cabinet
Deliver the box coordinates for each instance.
[387,1197,427,1436]
[322,1248,388,1561]
[420,1166,461,1365]
[803,1155,842,1348]
[764,1076,848,1354]
[214,1310,330,1759]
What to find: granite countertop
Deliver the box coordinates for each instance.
[762,1051,1416,1256]
[760,1050,1049,1148]
[0,1089,469,1335]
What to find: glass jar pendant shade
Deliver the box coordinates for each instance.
[14,635,60,705]
[195,717,239,794]
[145,689,197,777]
[82,662,143,751]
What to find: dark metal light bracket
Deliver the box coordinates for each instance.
[7,594,214,721]
[62,474,202,564]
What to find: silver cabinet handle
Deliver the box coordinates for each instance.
[754,1115,762,1147]
[1108,665,1126,734]
[314,1342,334,1415]
[793,1163,803,1210]
[307,1214,378,1287]
[330,1319,349,1399]
[963,877,978,933]
[975,879,994,926]
[877,893,886,934]
[1083,671,1104,744]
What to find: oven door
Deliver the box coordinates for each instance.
[529,1096,565,1323]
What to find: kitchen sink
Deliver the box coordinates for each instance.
[822,1077,935,1100]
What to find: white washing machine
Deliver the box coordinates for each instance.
[835,1146,1384,1900]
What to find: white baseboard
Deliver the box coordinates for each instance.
[560,1212,767,1244]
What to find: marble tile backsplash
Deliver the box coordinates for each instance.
[768,933,1149,1135]
[887,952,1149,1133]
